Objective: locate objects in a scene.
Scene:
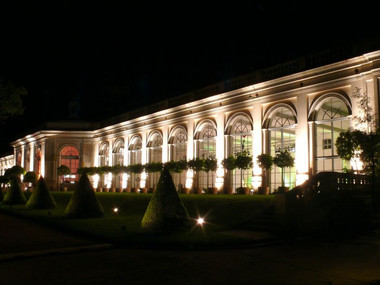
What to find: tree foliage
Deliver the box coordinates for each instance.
[141,167,190,233]
[65,173,104,218]
[26,176,56,209]
[0,78,27,123]
[3,177,26,205]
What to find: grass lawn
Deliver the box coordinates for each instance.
[0,192,274,250]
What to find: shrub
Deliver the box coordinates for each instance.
[141,167,191,233]
[26,176,56,209]
[23,171,38,186]
[65,173,104,218]
[2,177,26,205]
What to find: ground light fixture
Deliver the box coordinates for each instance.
[197,217,205,226]
[113,207,119,214]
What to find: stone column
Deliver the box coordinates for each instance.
[295,93,309,185]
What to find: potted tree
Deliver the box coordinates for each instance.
[234,151,253,194]
[273,149,295,193]
[23,171,38,192]
[187,158,204,194]
[144,162,163,193]
[204,156,218,194]
[57,165,71,191]
[129,163,143,193]
[256,153,273,195]
[222,156,236,194]
[165,160,188,193]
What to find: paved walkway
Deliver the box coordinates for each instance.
[0,212,112,261]
[0,212,379,284]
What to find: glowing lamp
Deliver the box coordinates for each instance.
[197,217,205,225]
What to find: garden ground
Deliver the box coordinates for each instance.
[0,210,379,284]
[0,192,380,284]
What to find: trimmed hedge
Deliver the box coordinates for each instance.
[141,167,191,233]
[65,173,104,218]
[26,176,56,209]
[3,177,26,205]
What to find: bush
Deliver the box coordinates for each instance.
[65,173,104,218]
[2,177,26,205]
[24,171,38,186]
[141,167,191,233]
[26,176,56,209]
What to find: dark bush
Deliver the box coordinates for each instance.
[26,176,56,209]
[2,177,26,205]
[141,167,191,233]
[65,173,104,218]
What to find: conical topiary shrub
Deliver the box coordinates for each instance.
[65,173,104,218]
[141,167,191,233]
[3,177,26,205]
[26,176,56,209]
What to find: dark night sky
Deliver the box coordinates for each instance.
[1,1,380,154]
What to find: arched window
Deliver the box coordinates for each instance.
[266,105,297,191]
[194,120,217,190]
[169,126,187,161]
[168,126,188,190]
[60,146,80,183]
[112,139,124,166]
[313,96,351,172]
[128,136,142,188]
[195,120,217,159]
[147,132,163,163]
[128,136,142,165]
[226,113,253,191]
[98,142,109,166]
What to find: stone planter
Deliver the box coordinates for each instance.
[208,187,218,194]
[277,186,289,193]
[192,187,202,194]
[258,186,269,195]
[236,187,250,195]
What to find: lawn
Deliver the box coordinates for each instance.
[0,192,274,250]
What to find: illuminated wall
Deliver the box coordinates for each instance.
[4,51,380,192]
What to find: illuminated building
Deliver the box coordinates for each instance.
[2,50,380,192]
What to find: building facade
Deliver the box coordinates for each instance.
[3,50,380,192]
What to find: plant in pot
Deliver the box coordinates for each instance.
[57,165,71,191]
[23,171,38,192]
[256,153,273,195]
[235,151,253,194]
[144,162,163,193]
[165,160,188,193]
[110,165,123,192]
[203,156,218,194]
[222,156,236,194]
[129,163,144,193]
[187,157,205,194]
[273,149,295,193]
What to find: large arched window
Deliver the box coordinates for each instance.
[266,105,297,191]
[147,132,163,163]
[147,132,163,189]
[128,136,142,188]
[226,113,253,191]
[112,139,124,166]
[169,126,187,161]
[195,120,217,159]
[60,145,80,183]
[98,142,109,167]
[194,120,217,190]
[128,136,142,165]
[313,96,351,172]
[168,126,188,190]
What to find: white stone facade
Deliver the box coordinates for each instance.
[4,51,380,191]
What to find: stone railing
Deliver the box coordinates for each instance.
[290,171,373,200]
